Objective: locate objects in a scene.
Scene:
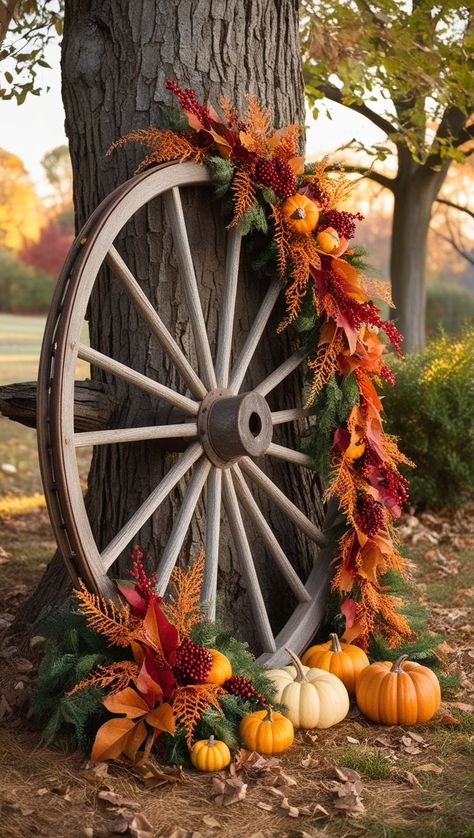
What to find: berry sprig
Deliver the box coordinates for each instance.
[256,159,296,198]
[166,80,213,130]
[319,209,364,240]
[128,545,160,602]
[224,675,266,706]
[354,493,385,537]
[173,638,212,684]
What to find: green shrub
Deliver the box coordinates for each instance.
[381,328,474,509]
[426,282,474,338]
[0,248,54,313]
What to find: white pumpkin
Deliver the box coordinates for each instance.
[266,648,350,729]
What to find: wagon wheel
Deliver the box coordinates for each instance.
[37,161,336,667]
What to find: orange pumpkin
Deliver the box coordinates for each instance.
[204,649,232,686]
[355,654,441,725]
[239,706,294,754]
[344,434,366,461]
[281,194,319,234]
[301,633,369,695]
[316,226,340,253]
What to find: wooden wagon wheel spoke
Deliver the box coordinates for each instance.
[201,467,222,620]
[101,441,203,570]
[222,469,276,653]
[164,187,217,391]
[239,457,328,548]
[254,349,308,397]
[228,278,281,393]
[106,246,206,399]
[74,423,198,448]
[271,408,308,425]
[78,344,199,415]
[231,465,310,603]
[214,229,242,388]
[156,457,212,594]
[266,442,313,468]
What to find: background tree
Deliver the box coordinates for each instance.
[41,144,73,211]
[23,0,326,652]
[19,217,72,275]
[302,0,474,350]
[0,147,42,249]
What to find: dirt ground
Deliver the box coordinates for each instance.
[0,488,473,837]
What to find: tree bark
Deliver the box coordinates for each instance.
[21,0,327,651]
[390,149,450,351]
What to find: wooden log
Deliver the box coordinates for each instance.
[0,380,115,432]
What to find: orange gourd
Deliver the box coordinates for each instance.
[190,735,231,772]
[301,633,369,695]
[239,706,294,754]
[281,194,319,234]
[355,654,441,725]
[316,226,340,253]
[204,649,232,686]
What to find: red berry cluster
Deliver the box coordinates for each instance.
[128,545,159,602]
[324,270,403,354]
[166,80,212,130]
[320,210,364,240]
[379,464,410,509]
[354,493,385,537]
[173,638,212,684]
[380,363,397,387]
[224,675,266,706]
[256,158,296,198]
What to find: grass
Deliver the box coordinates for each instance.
[338,747,393,780]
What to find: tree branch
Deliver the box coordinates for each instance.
[317,82,397,137]
[325,163,396,191]
[424,106,474,170]
[435,198,474,221]
[0,0,18,44]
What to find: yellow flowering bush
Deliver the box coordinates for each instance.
[382,328,474,509]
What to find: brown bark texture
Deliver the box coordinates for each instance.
[26,0,327,652]
[390,149,450,352]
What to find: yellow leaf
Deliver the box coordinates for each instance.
[287,156,305,175]
[103,687,149,718]
[91,717,135,762]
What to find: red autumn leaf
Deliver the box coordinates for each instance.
[103,687,149,719]
[341,598,357,629]
[143,599,179,665]
[117,581,148,616]
[91,717,136,762]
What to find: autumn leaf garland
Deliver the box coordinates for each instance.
[108,81,414,648]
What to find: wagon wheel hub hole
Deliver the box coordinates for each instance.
[198,389,272,467]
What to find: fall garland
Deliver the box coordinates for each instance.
[108,81,414,649]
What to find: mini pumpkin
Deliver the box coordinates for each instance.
[190,734,231,772]
[301,633,369,695]
[266,648,349,729]
[356,654,441,725]
[239,706,294,754]
[344,433,366,461]
[204,649,232,686]
[281,194,319,234]
[316,226,340,253]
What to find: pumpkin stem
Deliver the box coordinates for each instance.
[284,647,307,683]
[263,705,274,723]
[390,654,409,673]
[208,734,215,747]
[330,633,342,652]
[290,207,305,220]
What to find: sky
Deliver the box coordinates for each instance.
[0,42,387,196]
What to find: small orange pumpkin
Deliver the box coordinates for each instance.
[316,226,340,253]
[204,649,232,686]
[239,706,294,754]
[190,734,231,772]
[355,654,441,725]
[301,633,369,695]
[344,433,366,461]
[281,194,319,234]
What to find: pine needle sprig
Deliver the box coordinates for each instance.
[172,683,224,749]
[163,551,205,637]
[73,580,140,648]
[66,660,139,697]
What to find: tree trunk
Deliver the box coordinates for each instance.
[21,0,326,652]
[390,151,450,351]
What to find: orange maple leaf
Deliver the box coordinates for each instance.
[91,687,175,763]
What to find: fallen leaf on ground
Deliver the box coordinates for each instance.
[108,811,153,837]
[415,764,443,774]
[301,731,318,744]
[334,767,362,783]
[398,770,421,787]
[301,753,318,768]
[97,790,140,808]
[257,801,273,811]
[50,784,72,801]
[211,775,247,806]
[202,815,220,828]
[374,735,394,748]
[436,713,460,725]
[281,796,309,818]
[331,768,365,816]
[448,701,473,713]
[160,829,202,838]
[346,736,360,744]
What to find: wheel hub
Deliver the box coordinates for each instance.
[198,389,272,467]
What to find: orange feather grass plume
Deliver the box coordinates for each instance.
[66,661,140,697]
[73,579,141,647]
[163,550,205,637]
[172,683,224,749]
